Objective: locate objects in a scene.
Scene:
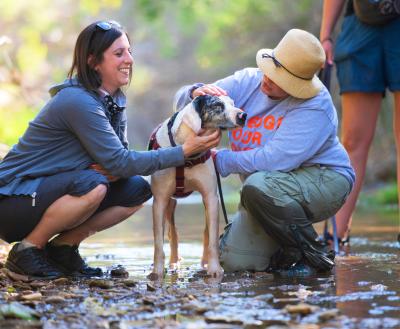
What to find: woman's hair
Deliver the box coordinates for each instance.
[68,21,132,92]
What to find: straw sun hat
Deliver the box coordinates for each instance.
[256,29,326,99]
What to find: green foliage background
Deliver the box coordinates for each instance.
[0,0,396,186]
[0,0,318,145]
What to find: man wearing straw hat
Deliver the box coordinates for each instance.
[174,29,355,276]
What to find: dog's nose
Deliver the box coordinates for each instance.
[236,112,247,126]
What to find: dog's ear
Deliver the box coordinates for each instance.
[192,95,216,116]
[182,103,202,133]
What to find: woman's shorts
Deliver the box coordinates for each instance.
[335,15,400,93]
[0,170,152,243]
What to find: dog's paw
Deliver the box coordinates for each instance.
[169,260,182,271]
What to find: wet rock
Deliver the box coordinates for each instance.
[285,303,318,315]
[142,295,158,306]
[146,282,157,291]
[121,279,137,287]
[204,313,243,325]
[0,319,42,329]
[29,281,48,289]
[110,265,129,278]
[45,296,65,304]
[255,293,274,301]
[58,292,82,300]
[88,279,114,289]
[181,300,210,314]
[147,272,160,281]
[12,282,32,291]
[53,277,69,285]
[317,308,340,321]
[0,302,39,320]
[20,292,42,301]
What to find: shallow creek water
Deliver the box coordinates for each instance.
[77,200,400,328]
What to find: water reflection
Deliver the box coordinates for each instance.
[83,200,400,322]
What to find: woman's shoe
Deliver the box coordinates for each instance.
[5,243,64,280]
[46,242,103,277]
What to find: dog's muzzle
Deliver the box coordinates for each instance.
[236,112,247,126]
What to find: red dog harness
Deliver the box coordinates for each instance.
[148,113,211,198]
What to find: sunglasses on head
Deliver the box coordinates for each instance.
[96,20,121,31]
[262,52,311,81]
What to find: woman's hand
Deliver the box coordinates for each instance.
[182,129,222,157]
[90,163,120,182]
[321,38,334,65]
[192,84,228,98]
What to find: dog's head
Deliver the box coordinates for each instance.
[187,95,246,131]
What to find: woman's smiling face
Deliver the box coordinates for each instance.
[95,34,133,95]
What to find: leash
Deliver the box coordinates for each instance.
[212,158,229,225]
[318,63,340,253]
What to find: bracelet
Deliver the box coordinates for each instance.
[321,37,333,44]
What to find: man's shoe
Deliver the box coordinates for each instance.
[46,243,103,277]
[274,261,318,278]
[5,243,64,280]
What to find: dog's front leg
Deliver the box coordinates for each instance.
[165,198,181,269]
[201,224,209,268]
[203,195,224,278]
[151,196,168,281]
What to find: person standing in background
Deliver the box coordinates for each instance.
[320,0,400,244]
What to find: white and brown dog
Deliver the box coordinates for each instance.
[148,94,246,280]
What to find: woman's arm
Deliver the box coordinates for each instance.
[320,0,346,65]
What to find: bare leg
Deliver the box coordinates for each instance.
[25,184,107,248]
[52,204,143,246]
[335,92,382,238]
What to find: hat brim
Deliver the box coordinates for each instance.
[256,48,323,99]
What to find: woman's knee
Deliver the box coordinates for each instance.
[82,184,107,206]
[121,204,143,218]
[241,172,290,208]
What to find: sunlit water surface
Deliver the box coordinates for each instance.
[82,198,400,326]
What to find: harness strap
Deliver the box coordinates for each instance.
[167,112,179,147]
[148,120,211,198]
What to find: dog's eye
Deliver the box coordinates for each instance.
[212,106,223,113]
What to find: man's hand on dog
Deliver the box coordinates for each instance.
[90,163,120,182]
[182,129,221,157]
[192,84,227,98]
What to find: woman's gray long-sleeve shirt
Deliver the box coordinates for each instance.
[0,79,184,197]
